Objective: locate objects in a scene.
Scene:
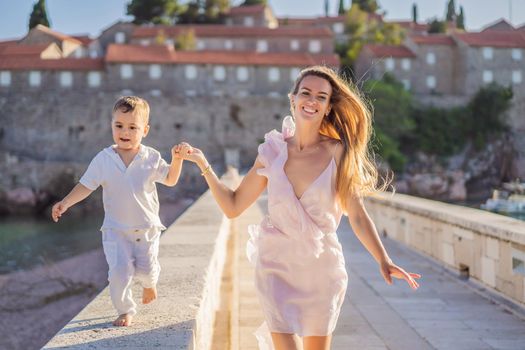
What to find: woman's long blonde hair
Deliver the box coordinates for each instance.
[290,65,385,209]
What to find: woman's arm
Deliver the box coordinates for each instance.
[177,143,267,218]
[346,196,420,289]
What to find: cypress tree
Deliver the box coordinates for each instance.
[29,0,50,29]
[446,0,456,21]
[338,0,345,15]
[456,6,465,30]
[412,3,417,23]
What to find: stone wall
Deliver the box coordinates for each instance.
[365,193,525,305]
[0,92,289,201]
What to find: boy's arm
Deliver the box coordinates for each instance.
[51,183,93,222]
[163,146,184,187]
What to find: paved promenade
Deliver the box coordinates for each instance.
[238,196,525,350]
[44,190,525,349]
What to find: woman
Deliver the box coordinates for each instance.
[176,66,420,350]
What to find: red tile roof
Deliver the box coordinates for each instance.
[0,44,52,56]
[517,24,525,31]
[410,34,455,46]
[279,13,382,26]
[481,18,515,32]
[455,31,525,48]
[0,57,104,70]
[279,15,345,26]
[228,4,266,15]
[32,24,82,45]
[106,44,174,63]
[391,20,428,32]
[132,24,333,39]
[71,35,93,46]
[105,44,339,67]
[364,44,416,58]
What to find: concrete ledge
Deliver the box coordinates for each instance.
[365,192,525,305]
[44,172,239,349]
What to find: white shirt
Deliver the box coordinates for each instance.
[80,144,170,231]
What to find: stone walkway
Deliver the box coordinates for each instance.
[237,196,525,350]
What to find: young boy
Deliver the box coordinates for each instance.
[51,96,182,327]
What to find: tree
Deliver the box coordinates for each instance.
[29,0,50,29]
[353,0,378,13]
[364,74,415,171]
[240,0,266,5]
[204,0,230,22]
[456,6,465,30]
[325,0,330,17]
[126,0,181,25]
[176,1,201,24]
[412,3,417,23]
[175,29,196,50]
[428,18,446,33]
[338,0,345,15]
[466,84,513,149]
[446,0,456,21]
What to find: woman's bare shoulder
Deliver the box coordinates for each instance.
[320,136,343,163]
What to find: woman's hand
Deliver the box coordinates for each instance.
[175,142,207,167]
[380,260,421,290]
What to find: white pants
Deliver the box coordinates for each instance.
[101,227,161,316]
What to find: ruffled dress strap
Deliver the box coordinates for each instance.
[256,116,295,178]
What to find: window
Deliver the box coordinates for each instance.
[290,40,300,51]
[401,58,411,71]
[0,71,11,86]
[29,71,41,87]
[149,64,162,79]
[512,70,522,84]
[402,79,411,90]
[268,67,280,82]
[426,75,436,89]
[236,66,249,82]
[115,32,125,44]
[512,49,522,61]
[60,71,73,87]
[244,16,254,27]
[140,39,149,46]
[196,40,206,50]
[426,52,436,65]
[89,50,98,58]
[237,90,249,98]
[185,90,197,97]
[332,23,344,34]
[120,64,133,79]
[224,40,233,50]
[213,66,226,81]
[73,49,83,58]
[290,67,301,81]
[483,70,493,83]
[165,39,174,47]
[256,40,268,53]
[308,40,321,53]
[385,58,395,71]
[482,47,493,60]
[185,65,197,80]
[87,72,101,87]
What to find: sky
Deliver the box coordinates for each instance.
[0,0,524,40]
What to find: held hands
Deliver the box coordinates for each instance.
[173,142,206,166]
[380,259,421,290]
[51,200,69,222]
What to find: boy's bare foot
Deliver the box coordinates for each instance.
[113,314,132,327]
[142,287,157,304]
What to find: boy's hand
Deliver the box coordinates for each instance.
[51,201,69,222]
[177,142,206,166]
[171,144,183,160]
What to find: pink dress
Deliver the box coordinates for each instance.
[247,116,348,346]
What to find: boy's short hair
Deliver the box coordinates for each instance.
[112,96,150,124]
